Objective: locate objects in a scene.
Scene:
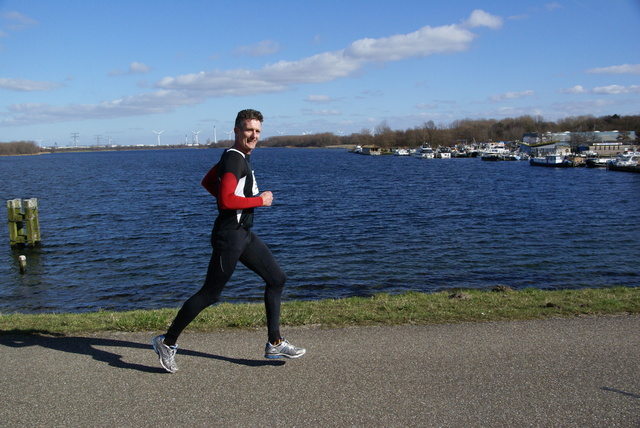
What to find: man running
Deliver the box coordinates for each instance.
[152,109,305,373]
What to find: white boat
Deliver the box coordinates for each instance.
[411,145,435,159]
[607,152,640,172]
[585,157,611,168]
[480,152,503,161]
[451,146,475,157]
[393,148,410,156]
[608,152,640,166]
[529,153,574,167]
[501,153,521,161]
[480,142,510,161]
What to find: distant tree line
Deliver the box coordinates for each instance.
[257,114,640,149]
[4,114,639,154]
[0,141,40,155]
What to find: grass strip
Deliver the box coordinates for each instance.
[1,287,638,336]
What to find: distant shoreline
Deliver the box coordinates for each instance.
[0,145,356,157]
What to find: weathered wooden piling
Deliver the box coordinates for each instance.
[7,199,25,246]
[22,198,41,244]
[6,198,41,246]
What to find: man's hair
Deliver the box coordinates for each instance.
[235,109,264,129]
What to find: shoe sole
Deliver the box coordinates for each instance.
[265,349,306,359]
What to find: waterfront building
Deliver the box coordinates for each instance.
[521,131,637,156]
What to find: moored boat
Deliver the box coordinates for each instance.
[480,152,502,161]
[411,145,435,159]
[585,157,611,168]
[607,152,640,173]
[501,153,521,161]
[480,142,510,161]
[529,153,574,167]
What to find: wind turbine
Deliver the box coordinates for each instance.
[191,130,201,145]
[224,130,233,140]
[35,139,44,147]
[213,126,217,144]
[277,130,284,136]
[153,130,164,146]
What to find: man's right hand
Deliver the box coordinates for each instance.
[260,191,273,206]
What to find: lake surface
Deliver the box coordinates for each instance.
[1,148,638,313]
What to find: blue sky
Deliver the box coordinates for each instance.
[0,0,639,146]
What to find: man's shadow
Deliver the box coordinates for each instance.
[0,330,285,373]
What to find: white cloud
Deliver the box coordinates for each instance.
[1,10,503,126]
[302,109,342,116]
[0,77,61,91]
[129,61,152,74]
[586,64,640,75]
[1,11,38,30]
[592,84,640,94]
[1,90,199,126]
[344,26,474,62]
[489,90,535,102]
[462,9,503,30]
[109,61,152,76]
[558,85,587,94]
[559,84,640,95]
[551,99,618,115]
[157,9,502,94]
[234,40,280,57]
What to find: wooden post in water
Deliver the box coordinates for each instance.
[6,199,25,246]
[18,255,27,274]
[6,198,41,246]
[22,198,41,245]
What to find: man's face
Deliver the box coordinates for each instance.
[234,119,262,154]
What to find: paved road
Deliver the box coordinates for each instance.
[1,315,638,427]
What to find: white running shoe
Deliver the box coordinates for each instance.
[264,338,306,359]
[152,335,178,373]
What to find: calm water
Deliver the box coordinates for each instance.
[1,148,638,313]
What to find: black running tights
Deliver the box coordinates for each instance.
[165,228,286,345]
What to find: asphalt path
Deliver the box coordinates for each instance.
[1,315,638,427]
